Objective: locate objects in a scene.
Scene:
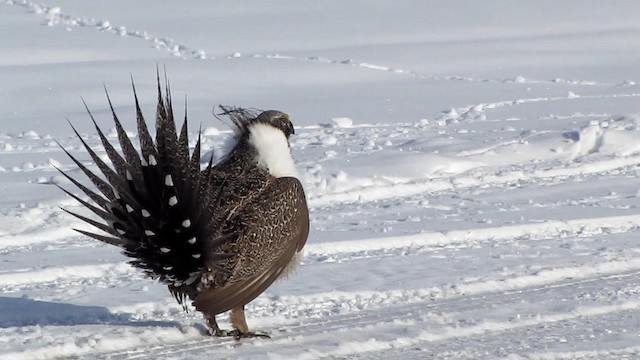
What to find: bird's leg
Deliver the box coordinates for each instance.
[203,307,269,338]
[228,305,270,339]
[204,313,225,337]
[229,305,249,333]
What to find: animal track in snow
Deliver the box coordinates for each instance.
[435,92,640,125]
[3,0,618,87]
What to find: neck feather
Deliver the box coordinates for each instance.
[247,123,298,178]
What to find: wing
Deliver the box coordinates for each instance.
[193,176,309,316]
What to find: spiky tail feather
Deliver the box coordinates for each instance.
[58,74,232,290]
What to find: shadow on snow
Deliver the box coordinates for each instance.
[0,296,179,328]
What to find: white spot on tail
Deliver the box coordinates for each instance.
[145,230,155,236]
[141,157,148,166]
[163,265,173,270]
[187,237,196,244]
[168,196,178,206]
[126,204,134,213]
[126,170,132,180]
[192,253,201,259]
[248,123,298,178]
[142,209,150,218]
[160,247,170,253]
[148,154,157,166]
[117,229,126,235]
[182,219,191,228]
[165,175,174,186]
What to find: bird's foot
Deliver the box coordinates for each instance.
[207,327,225,337]
[207,328,270,339]
[228,329,271,340]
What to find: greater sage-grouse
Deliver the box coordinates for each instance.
[57,78,309,338]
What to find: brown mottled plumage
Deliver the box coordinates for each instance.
[58,76,309,338]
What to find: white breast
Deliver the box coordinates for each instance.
[248,123,299,178]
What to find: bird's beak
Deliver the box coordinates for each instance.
[282,113,294,136]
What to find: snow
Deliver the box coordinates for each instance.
[2,0,640,359]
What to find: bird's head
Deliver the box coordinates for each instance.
[254,110,295,138]
[216,106,299,177]
[216,106,295,139]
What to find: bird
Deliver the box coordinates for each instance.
[56,75,309,338]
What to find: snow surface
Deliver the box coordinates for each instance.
[2,0,640,359]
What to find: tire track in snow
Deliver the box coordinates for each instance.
[0,263,135,293]
[518,346,640,360]
[322,303,640,360]
[4,215,640,357]
[373,306,640,360]
[3,214,640,293]
[0,227,90,253]
[2,0,610,87]
[4,252,640,333]
[89,269,640,359]
[310,152,640,206]
[306,214,640,258]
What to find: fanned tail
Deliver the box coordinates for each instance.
[58,75,231,290]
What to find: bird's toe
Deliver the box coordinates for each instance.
[228,330,271,340]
